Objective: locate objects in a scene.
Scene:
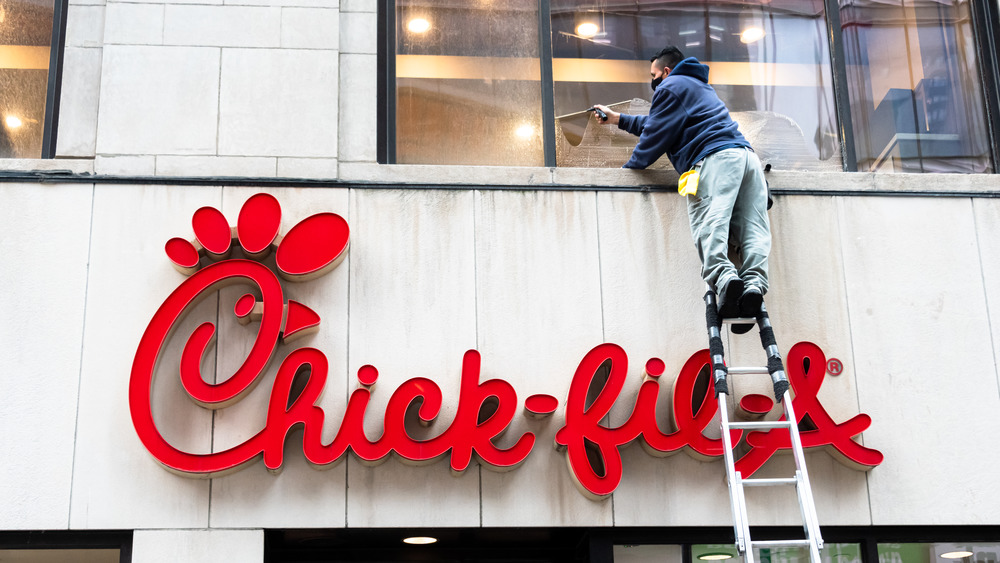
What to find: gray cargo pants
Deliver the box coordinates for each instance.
[686,147,770,295]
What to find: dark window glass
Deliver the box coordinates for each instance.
[839,0,993,173]
[0,0,56,159]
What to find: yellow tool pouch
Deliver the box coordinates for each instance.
[678,168,699,196]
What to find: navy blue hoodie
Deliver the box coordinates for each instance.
[619,57,748,173]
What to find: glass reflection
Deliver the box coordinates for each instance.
[692,543,862,563]
[879,543,1000,563]
[395,0,544,166]
[551,0,842,172]
[0,0,54,159]
[839,0,993,173]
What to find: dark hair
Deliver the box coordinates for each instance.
[650,46,684,69]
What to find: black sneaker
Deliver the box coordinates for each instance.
[717,277,744,319]
[738,286,763,318]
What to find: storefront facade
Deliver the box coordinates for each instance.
[2,1,1000,562]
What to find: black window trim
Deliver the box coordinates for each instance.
[40,0,69,159]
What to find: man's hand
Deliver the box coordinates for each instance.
[592,105,620,125]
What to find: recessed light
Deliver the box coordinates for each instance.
[5,115,23,129]
[576,22,599,38]
[403,536,437,545]
[699,554,734,561]
[515,124,534,139]
[407,18,430,33]
[941,552,974,560]
[740,27,765,43]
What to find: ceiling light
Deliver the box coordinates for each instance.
[576,22,599,38]
[5,115,23,129]
[740,26,765,43]
[407,18,430,33]
[403,536,437,545]
[515,124,534,139]
[698,554,734,561]
[941,552,974,560]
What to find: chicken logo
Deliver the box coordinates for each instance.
[129,193,350,473]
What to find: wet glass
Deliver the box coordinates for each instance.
[0,0,54,159]
[839,0,993,173]
[395,0,544,166]
[551,0,842,172]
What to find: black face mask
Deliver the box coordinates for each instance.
[651,76,663,91]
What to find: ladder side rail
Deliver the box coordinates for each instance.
[756,301,823,561]
[782,393,825,558]
[718,392,750,558]
[755,303,790,402]
[706,289,746,556]
[734,468,755,563]
[705,290,730,397]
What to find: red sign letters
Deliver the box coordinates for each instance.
[130,195,883,498]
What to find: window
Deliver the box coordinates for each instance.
[0,531,130,563]
[382,0,1000,173]
[0,0,65,159]
[394,0,545,166]
[552,0,841,171]
[839,0,994,173]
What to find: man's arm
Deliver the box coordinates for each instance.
[617,113,646,137]
[621,89,684,169]
[592,104,646,135]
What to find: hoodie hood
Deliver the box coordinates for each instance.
[668,57,710,83]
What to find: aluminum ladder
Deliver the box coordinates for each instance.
[703,289,824,563]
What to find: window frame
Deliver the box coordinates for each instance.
[40,0,70,159]
[969,0,1000,171]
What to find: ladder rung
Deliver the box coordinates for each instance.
[727,366,769,375]
[742,477,798,487]
[751,539,812,548]
[728,420,793,430]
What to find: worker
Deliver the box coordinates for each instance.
[593,46,770,332]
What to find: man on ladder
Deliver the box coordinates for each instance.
[596,46,824,563]
[593,45,770,330]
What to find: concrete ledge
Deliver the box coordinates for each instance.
[0,158,95,174]
[1,159,999,195]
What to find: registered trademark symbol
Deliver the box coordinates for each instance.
[827,358,844,375]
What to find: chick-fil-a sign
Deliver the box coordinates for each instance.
[130,194,883,499]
